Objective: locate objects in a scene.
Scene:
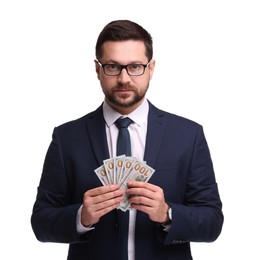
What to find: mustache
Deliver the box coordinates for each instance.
[114,83,133,90]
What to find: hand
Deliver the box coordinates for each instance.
[81,184,125,227]
[126,181,169,223]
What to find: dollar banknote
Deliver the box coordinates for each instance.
[94,156,155,211]
[118,160,155,211]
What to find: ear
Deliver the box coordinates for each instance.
[94,60,101,80]
[148,59,156,80]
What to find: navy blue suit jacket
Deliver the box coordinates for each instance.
[31,101,223,260]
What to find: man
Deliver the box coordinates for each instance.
[31,20,223,260]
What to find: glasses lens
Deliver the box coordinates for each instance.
[104,64,121,76]
[126,64,145,76]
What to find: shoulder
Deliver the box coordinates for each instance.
[54,104,103,134]
[148,102,207,148]
[148,101,202,130]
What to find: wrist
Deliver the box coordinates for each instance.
[81,217,93,228]
[160,203,172,226]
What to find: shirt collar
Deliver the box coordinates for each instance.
[103,99,149,127]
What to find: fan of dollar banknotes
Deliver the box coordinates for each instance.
[94,155,155,212]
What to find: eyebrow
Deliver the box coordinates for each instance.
[103,59,146,64]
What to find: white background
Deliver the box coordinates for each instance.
[1,0,253,259]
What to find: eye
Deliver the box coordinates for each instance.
[105,64,120,71]
[128,64,142,71]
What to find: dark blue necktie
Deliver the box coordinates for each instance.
[115,117,133,156]
[115,117,133,260]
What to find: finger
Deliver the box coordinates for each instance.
[86,184,120,197]
[130,202,152,213]
[82,199,122,226]
[128,195,154,207]
[127,181,159,192]
[83,192,124,216]
[93,189,125,204]
[93,193,124,211]
[126,187,154,199]
[92,200,122,221]
[84,188,124,207]
[129,197,166,223]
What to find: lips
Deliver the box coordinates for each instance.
[115,89,133,97]
[115,85,133,91]
[116,89,132,92]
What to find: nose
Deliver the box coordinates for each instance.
[117,68,131,83]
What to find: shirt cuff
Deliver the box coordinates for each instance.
[76,205,95,234]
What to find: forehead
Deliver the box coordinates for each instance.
[100,40,147,63]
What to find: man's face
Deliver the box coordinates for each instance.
[95,40,155,114]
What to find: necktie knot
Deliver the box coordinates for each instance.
[115,117,133,157]
[115,117,133,129]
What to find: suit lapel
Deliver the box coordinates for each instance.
[86,102,165,168]
[144,102,165,168]
[87,105,110,166]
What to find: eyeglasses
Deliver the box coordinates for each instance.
[95,60,151,76]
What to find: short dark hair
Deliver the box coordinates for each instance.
[95,20,153,61]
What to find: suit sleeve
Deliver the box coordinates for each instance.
[31,127,92,243]
[163,126,223,245]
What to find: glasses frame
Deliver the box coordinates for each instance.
[95,60,151,76]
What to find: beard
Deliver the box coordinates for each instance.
[103,83,149,108]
